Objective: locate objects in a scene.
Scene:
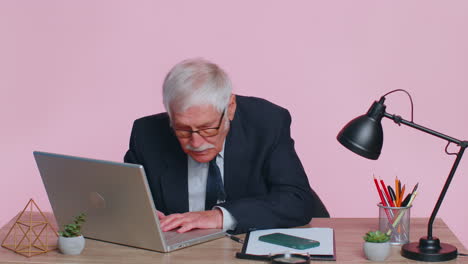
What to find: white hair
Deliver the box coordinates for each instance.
[162,58,232,119]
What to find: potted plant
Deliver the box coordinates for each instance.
[363,230,391,261]
[57,213,86,255]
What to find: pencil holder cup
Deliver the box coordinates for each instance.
[378,204,411,245]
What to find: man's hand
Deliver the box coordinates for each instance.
[160,209,223,233]
[156,210,166,220]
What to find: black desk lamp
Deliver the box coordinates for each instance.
[337,89,467,262]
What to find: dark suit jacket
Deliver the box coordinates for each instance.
[124,95,329,234]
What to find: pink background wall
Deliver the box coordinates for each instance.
[2,1,468,248]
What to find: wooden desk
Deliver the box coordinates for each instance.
[1,214,466,263]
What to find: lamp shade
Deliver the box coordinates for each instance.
[337,99,387,160]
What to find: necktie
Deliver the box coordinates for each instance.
[205,157,226,210]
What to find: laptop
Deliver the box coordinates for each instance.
[33,151,225,252]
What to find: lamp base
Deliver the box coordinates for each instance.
[401,236,457,262]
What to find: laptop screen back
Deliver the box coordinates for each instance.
[34,151,167,252]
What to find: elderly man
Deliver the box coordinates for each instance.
[124,58,328,234]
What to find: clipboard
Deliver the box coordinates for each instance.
[235,228,336,261]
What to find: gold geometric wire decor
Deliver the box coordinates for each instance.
[1,199,58,257]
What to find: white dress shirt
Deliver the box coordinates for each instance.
[187,145,237,231]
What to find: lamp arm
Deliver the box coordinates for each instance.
[425,147,466,238]
[383,112,468,239]
[383,113,462,145]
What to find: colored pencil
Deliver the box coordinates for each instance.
[380,179,395,207]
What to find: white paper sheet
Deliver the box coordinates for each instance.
[245,228,334,256]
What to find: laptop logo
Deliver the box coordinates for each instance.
[89,192,106,209]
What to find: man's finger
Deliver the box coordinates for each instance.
[177,222,195,233]
[156,210,165,220]
[160,214,182,230]
[161,215,187,231]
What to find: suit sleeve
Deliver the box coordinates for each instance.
[221,110,328,234]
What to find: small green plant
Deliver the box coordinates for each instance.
[363,230,390,243]
[58,213,86,237]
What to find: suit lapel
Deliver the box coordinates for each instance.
[161,139,189,213]
[224,109,250,200]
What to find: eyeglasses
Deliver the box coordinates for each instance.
[174,109,226,138]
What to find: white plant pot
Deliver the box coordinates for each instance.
[58,235,85,255]
[363,241,391,261]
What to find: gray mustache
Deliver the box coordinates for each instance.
[185,143,215,152]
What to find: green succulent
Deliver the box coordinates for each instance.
[58,213,86,237]
[363,230,390,243]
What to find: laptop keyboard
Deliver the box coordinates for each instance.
[163,229,223,245]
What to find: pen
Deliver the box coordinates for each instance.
[401,183,418,207]
[401,193,412,207]
[388,186,396,203]
[226,234,244,244]
[397,178,402,201]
